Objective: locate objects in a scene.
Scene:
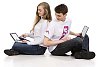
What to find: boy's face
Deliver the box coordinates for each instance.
[55,13,67,21]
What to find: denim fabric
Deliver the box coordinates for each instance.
[12,42,47,55]
[51,34,89,55]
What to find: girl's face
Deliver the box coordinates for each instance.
[38,6,45,17]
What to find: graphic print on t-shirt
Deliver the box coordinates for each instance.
[46,30,49,34]
[59,26,69,39]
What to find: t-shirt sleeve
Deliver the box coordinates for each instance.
[68,19,72,32]
[44,21,54,39]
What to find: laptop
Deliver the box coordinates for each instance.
[81,26,89,38]
[10,33,27,43]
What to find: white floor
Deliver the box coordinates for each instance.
[0,49,99,67]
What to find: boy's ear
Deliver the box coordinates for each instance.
[65,13,67,16]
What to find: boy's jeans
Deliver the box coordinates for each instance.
[51,34,89,55]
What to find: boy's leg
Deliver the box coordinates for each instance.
[51,37,82,56]
[71,34,89,55]
[73,34,95,59]
[82,34,89,51]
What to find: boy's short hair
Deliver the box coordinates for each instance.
[55,4,68,15]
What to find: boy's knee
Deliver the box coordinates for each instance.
[85,34,89,38]
[75,37,83,44]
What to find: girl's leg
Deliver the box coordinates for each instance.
[12,42,47,55]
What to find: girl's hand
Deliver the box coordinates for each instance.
[30,29,34,33]
[21,33,28,38]
[21,40,27,43]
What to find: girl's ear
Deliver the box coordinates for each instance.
[43,9,48,19]
[45,9,48,16]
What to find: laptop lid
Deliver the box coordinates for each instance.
[81,26,89,37]
[10,33,20,41]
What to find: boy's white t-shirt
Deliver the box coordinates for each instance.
[44,18,72,52]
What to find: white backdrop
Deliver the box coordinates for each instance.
[0,0,100,66]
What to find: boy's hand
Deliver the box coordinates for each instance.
[61,36,71,41]
[75,33,81,36]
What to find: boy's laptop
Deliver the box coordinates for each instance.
[10,33,27,43]
[81,26,89,38]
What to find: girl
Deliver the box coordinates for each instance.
[4,2,52,56]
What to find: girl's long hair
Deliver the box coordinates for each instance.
[31,2,52,31]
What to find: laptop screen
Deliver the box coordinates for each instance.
[10,33,20,41]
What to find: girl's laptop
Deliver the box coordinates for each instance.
[10,33,27,43]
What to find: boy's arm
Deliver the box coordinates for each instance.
[70,31,76,35]
[70,31,80,36]
[43,36,65,46]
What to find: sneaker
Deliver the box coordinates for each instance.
[71,53,75,56]
[74,51,95,59]
[4,49,19,56]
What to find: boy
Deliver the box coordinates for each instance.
[43,4,95,59]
